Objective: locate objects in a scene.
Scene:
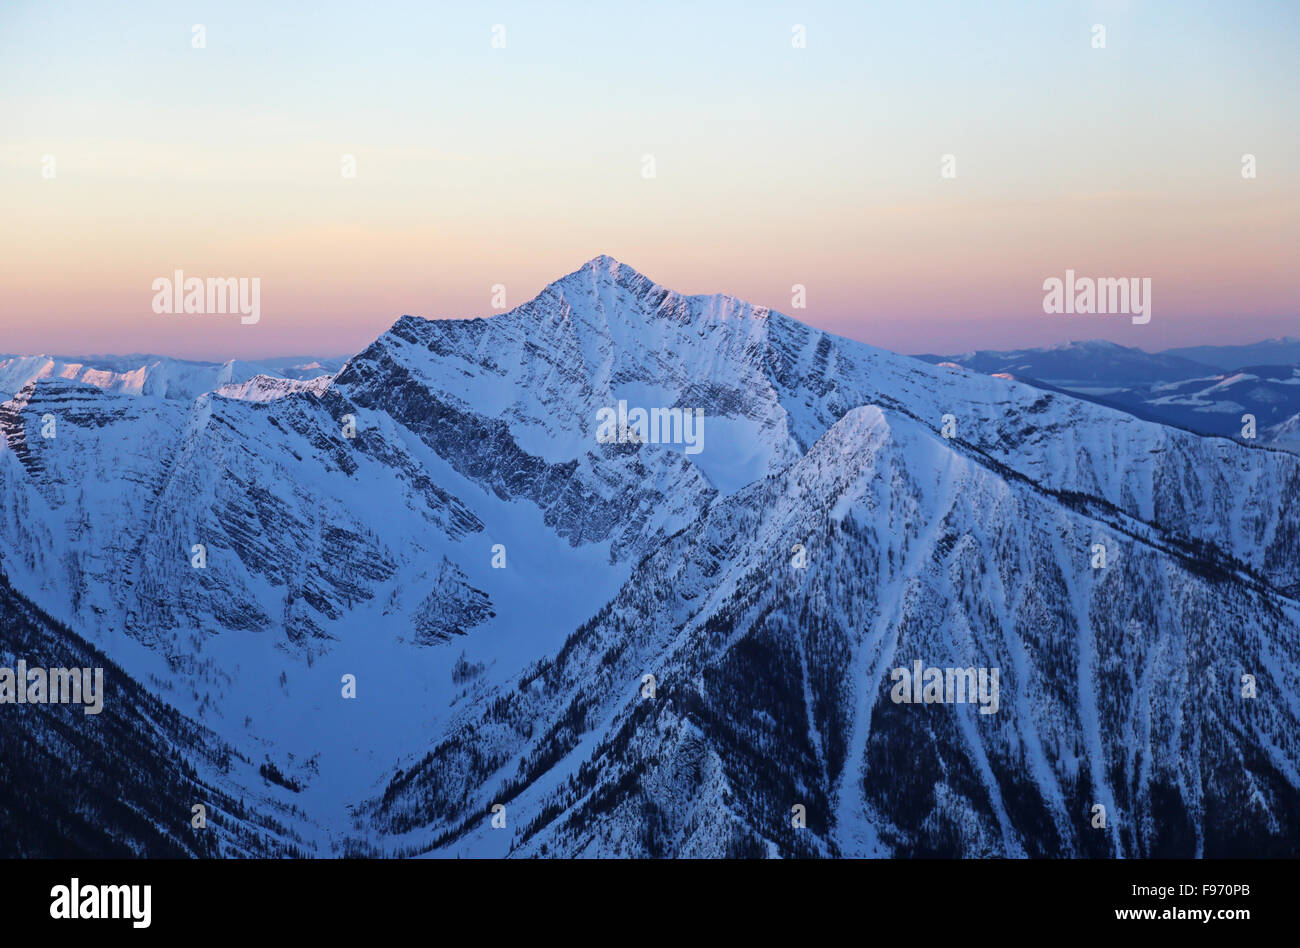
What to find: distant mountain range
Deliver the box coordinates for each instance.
[916,339,1300,449]
[0,354,348,403]
[914,340,1219,387]
[1162,338,1300,371]
[917,337,1300,379]
[2,260,1298,857]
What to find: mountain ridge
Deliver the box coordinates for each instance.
[2,256,1298,857]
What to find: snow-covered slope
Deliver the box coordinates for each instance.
[2,256,1297,857]
[1270,411,1300,452]
[0,570,312,857]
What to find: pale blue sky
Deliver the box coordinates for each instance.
[2,1,1296,358]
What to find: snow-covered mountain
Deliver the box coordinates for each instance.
[0,353,345,402]
[2,256,1298,857]
[919,343,1300,449]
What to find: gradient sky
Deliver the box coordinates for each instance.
[2,0,1297,360]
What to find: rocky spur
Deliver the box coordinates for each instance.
[0,659,103,714]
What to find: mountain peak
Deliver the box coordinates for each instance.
[583,253,622,272]
[542,255,675,316]
[572,253,655,289]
